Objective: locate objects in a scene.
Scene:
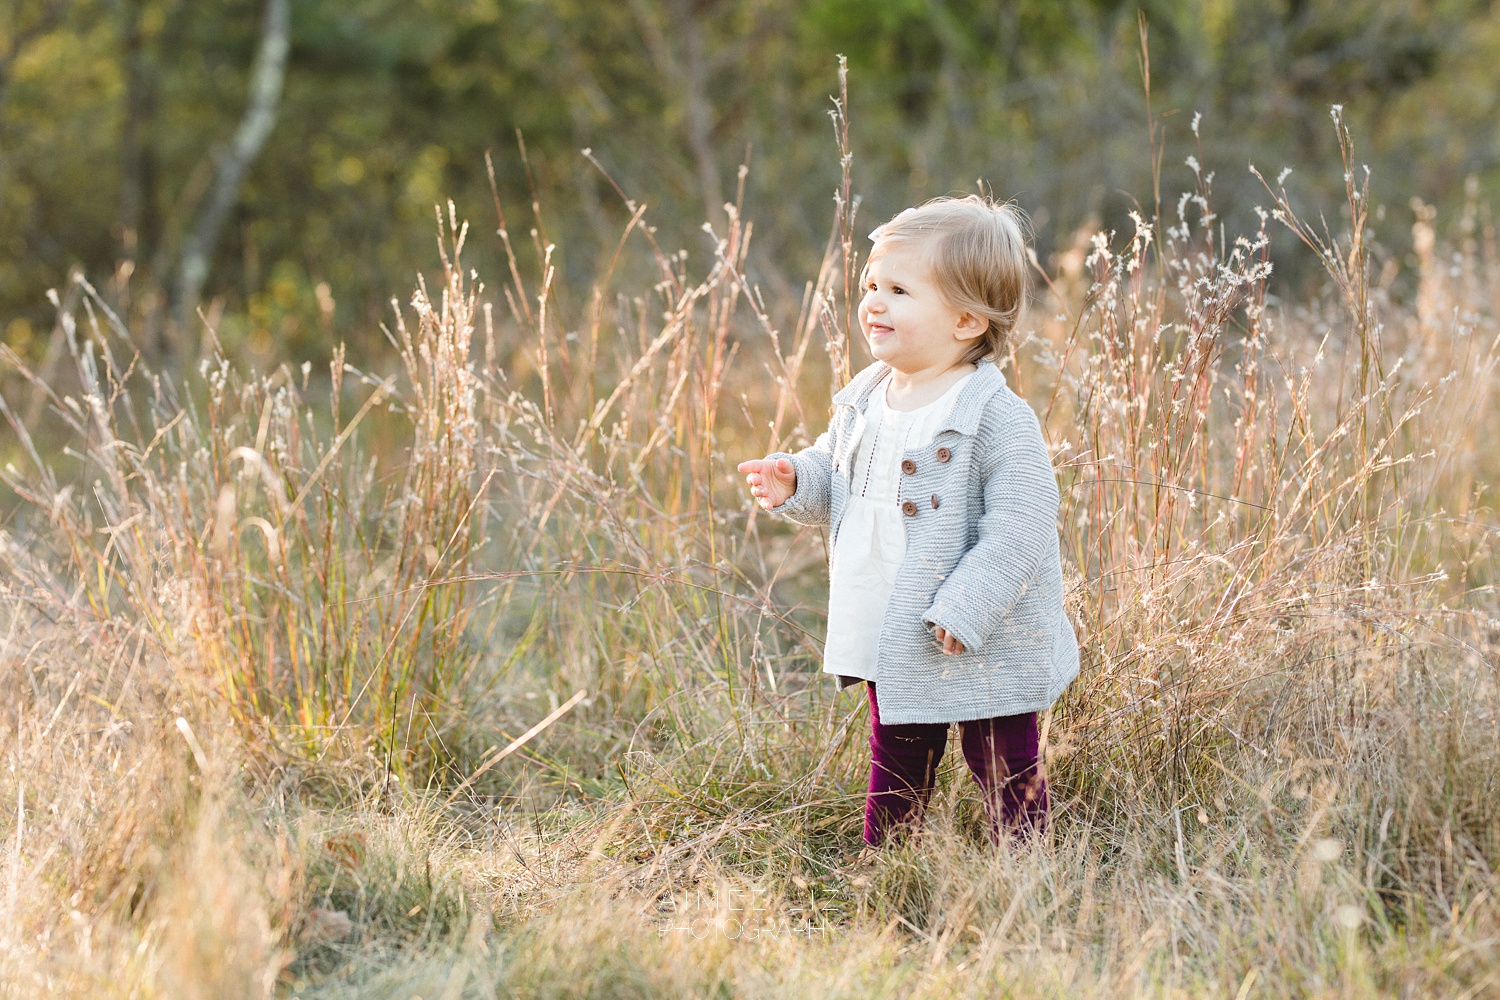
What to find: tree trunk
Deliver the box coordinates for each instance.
[116,0,153,266]
[172,0,289,346]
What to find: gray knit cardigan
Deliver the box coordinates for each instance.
[767,358,1079,724]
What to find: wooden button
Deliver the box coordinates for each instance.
[901,500,917,517]
[901,459,916,475]
[935,447,951,463]
[931,494,940,509]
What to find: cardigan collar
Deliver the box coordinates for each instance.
[831,358,1005,436]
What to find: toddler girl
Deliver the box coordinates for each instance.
[738,195,1079,850]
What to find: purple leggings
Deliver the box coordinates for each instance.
[863,680,1048,848]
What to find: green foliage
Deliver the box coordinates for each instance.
[4,0,1500,376]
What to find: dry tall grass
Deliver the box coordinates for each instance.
[2,100,1499,997]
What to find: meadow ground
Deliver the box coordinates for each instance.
[3,113,1499,998]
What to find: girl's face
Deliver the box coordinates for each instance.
[859,241,984,376]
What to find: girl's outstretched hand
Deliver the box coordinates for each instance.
[737,457,797,510]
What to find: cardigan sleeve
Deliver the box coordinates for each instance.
[921,399,1059,653]
[763,426,834,527]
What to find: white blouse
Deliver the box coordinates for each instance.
[824,369,974,684]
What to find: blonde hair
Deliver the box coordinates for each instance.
[866,194,1031,364]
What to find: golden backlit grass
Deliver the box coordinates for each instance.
[2,104,1498,997]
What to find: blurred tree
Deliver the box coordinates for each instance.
[173,0,288,348]
[1,0,1497,375]
[0,1,67,118]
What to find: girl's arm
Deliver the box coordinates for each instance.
[759,429,835,527]
[922,400,1059,653]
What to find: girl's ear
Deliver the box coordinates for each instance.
[954,311,987,342]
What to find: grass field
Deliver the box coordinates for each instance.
[3,107,1499,998]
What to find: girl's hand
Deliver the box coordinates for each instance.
[737,457,797,510]
[932,626,966,655]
